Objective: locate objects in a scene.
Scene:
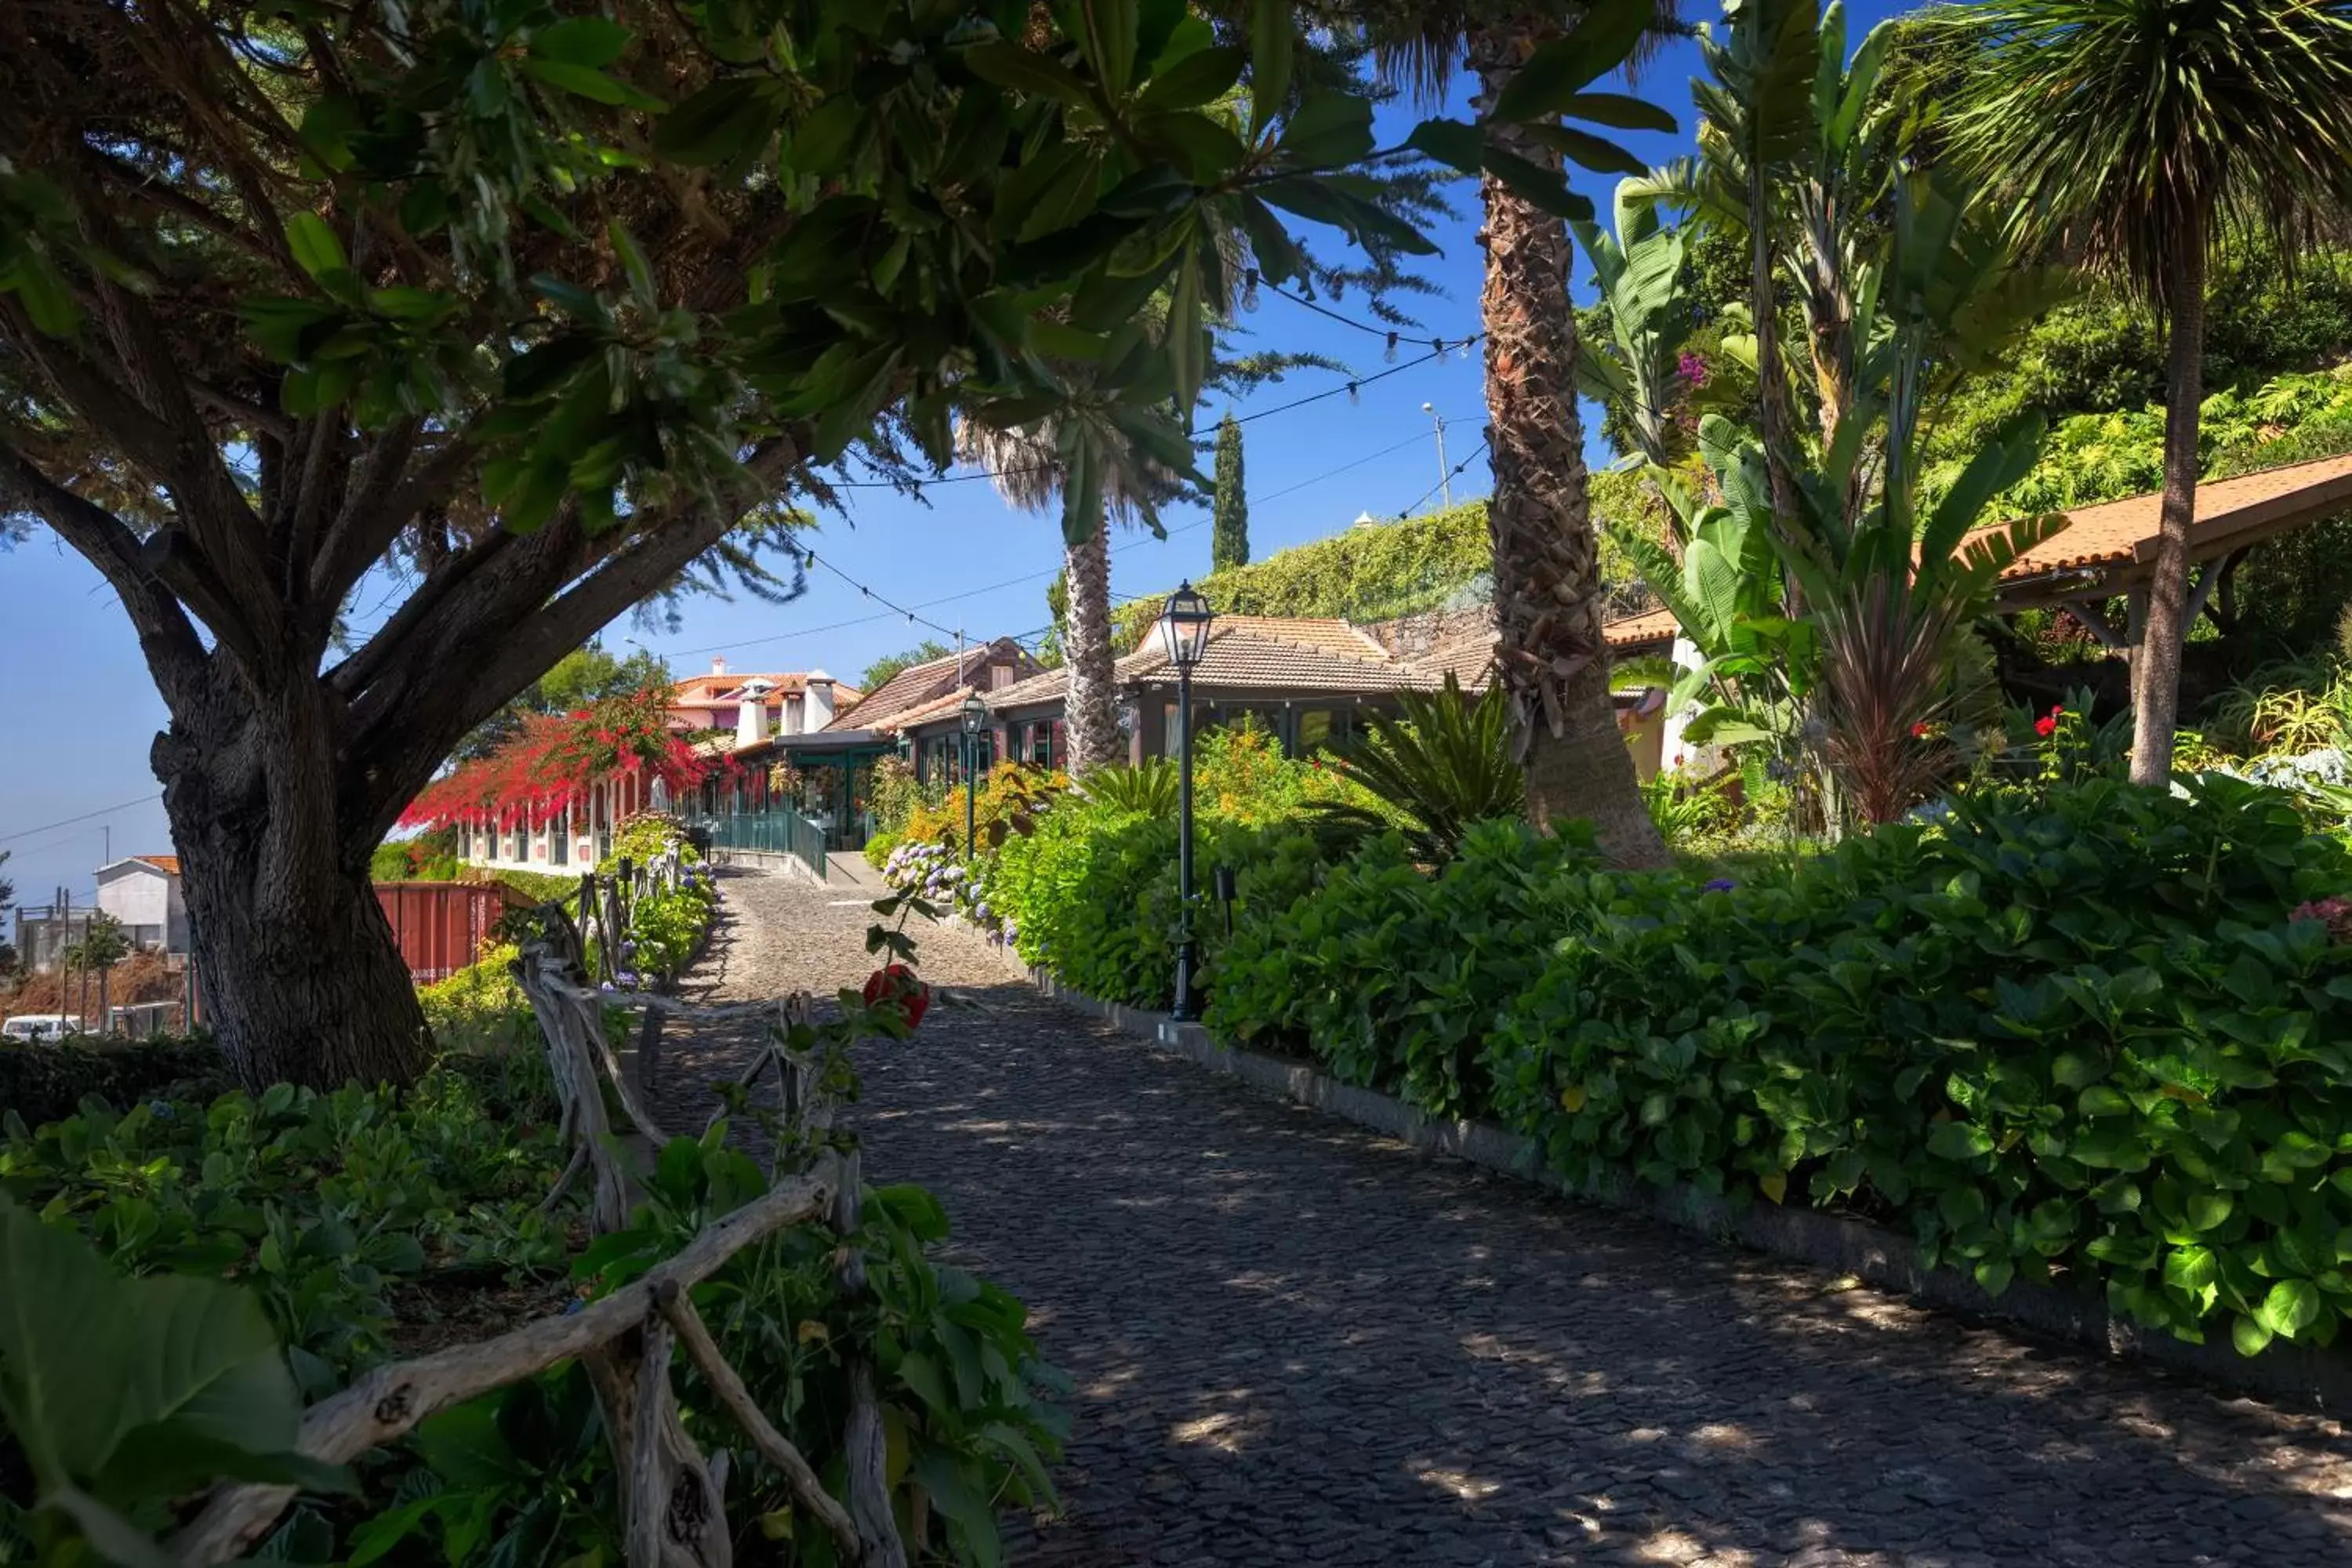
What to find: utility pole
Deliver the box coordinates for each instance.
[1421,401,1450,508]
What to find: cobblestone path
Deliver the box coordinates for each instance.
[670,868,2352,1567]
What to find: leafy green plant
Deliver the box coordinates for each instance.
[1304,674,1523,863]
[1077,760,1181,818]
[0,1195,352,1563]
[1212,775,2352,1356]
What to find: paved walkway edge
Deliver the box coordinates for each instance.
[1009,955,2352,1413]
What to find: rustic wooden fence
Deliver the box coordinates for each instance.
[179,906,912,1568]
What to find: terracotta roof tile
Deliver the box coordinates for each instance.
[132,855,180,875]
[889,686,985,731]
[1603,607,1679,650]
[1972,451,2352,585]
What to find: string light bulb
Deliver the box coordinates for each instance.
[1384,331,1399,363]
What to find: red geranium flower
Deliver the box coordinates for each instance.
[2034,715,2058,738]
[862,964,931,1030]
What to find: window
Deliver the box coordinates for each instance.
[1298,709,1351,753]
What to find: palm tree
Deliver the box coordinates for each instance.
[957,399,1182,775]
[1941,0,2352,786]
[1355,0,1681,866]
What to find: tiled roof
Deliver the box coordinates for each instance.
[889,686,986,731]
[1969,451,2352,585]
[989,663,1072,711]
[829,639,1038,731]
[668,671,858,706]
[1603,607,1679,650]
[1414,632,1500,688]
[132,855,180,875]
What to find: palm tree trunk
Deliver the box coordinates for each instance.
[1471,26,1668,869]
[1062,517,1120,774]
[2130,232,2206,787]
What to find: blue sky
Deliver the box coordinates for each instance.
[0,2,1911,908]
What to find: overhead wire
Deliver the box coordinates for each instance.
[0,793,165,845]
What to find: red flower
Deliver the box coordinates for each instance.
[862,964,931,1030]
[2034,714,2058,738]
[1911,722,1930,739]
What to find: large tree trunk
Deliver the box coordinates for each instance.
[158,666,430,1092]
[1471,24,1669,869]
[2130,234,2207,788]
[1062,517,1120,775]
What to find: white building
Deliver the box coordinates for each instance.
[92,855,190,953]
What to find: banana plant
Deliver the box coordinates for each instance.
[1613,415,1814,750]
[1573,182,1695,470]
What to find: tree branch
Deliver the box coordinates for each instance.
[655,1283,866,1563]
[342,433,808,846]
[169,1156,844,1566]
[0,438,211,711]
[310,427,466,608]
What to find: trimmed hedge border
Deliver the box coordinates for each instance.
[1005,949,2352,1413]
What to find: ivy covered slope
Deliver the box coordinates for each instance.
[1109,485,1656,651]
[1207,780,2352,1358]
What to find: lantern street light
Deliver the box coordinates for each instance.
[960,691,989,858]
[1161,581,1215,1019]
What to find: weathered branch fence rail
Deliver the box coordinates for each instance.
[178,906,913,1568]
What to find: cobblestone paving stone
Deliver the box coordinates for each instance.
[662,869,2352,1566]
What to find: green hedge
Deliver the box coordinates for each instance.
[0,1038,233,1132]
[991,801,1324,1010]
[1204,779,2352,1356]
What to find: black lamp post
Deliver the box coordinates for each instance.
[1161,580,1215,1019]
[960,691,988,857]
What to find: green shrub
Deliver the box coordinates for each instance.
[864,829,900,869]
[0,1060,568,1379]
[989,797,1322,1009]
[1209,821,1598,1118]
[1212,776,2352,1356]
[0,1037,232,1132]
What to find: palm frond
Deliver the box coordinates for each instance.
[1305,673,1523,863]
[1939,0,2352,308]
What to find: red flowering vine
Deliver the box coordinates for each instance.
[401,685,728,829]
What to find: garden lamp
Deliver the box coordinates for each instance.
[960,691,988,856]
[1162,582,1214,1020]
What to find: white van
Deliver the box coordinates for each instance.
[2,1014,80,1044]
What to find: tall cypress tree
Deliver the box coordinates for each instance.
[1211,413,1250,571]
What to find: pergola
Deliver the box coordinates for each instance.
[1977,452,2352,648]
[1601,451,2352,659]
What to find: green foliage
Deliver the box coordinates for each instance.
[1926,249,2352,470]
[1210,413,1250,572]
[369,824,462,882]
[1305,675,1523,863]
[0,1040,232,1155]
[0,1196,350,1561]
[1,1061,570,1387]
[1209,822,1602,1120]
[869,754,924,838]
[1573,181,1697,470]
[1967,365,2352,518]
[419,942,540,1056]
[860,641,953,695]
[1210,776,2352,1354]
[989,795,1324,1011]
[1112,502,1495,648]
[1077,760,1181,818]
